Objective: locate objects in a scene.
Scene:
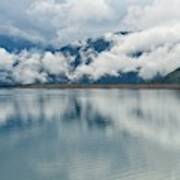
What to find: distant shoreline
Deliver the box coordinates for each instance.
[2,84,180,90]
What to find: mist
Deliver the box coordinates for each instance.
[1,24,180,84]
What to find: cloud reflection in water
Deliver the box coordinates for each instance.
[0,89,180,147]
[0,89,180,180]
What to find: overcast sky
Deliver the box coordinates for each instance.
[1,0,180,46]
[0,0,153,45]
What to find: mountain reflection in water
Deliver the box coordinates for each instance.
[0,89,180,180]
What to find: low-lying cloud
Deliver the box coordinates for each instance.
[74,24,180,80]
[0,24,180,85]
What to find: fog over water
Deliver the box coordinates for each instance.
[0,89,180,180]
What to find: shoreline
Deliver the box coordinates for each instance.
[2,84,180,90]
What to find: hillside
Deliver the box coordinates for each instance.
[163,68,180,84]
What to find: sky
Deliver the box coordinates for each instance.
[0,0,179,45]
[0,0,180,84]
[0,0,151,45]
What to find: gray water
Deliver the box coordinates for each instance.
[0,89,180,180]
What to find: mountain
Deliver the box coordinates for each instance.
[0,34,43,52]
[80,72,145,84]
[162,68,180,84]
[0,33,113,53]
[0,32,180,85]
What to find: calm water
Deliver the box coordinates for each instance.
[0,89,180,180]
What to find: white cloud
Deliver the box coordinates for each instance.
[27,0,119,45]
[0,0,178,45]
[0,0,180,83]
[0,48,14,70]
[73,24,180,80]
[0,24,180,84]
[0,0,151,45]
[124,0,180,30]
[42,52,68,75]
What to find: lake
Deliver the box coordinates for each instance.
[0,89,180,180]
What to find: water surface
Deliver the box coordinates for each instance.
[0,89,180,180]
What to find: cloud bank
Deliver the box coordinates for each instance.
[0,24,180,84]
[0,0,180,84]
[74,24,180,80]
